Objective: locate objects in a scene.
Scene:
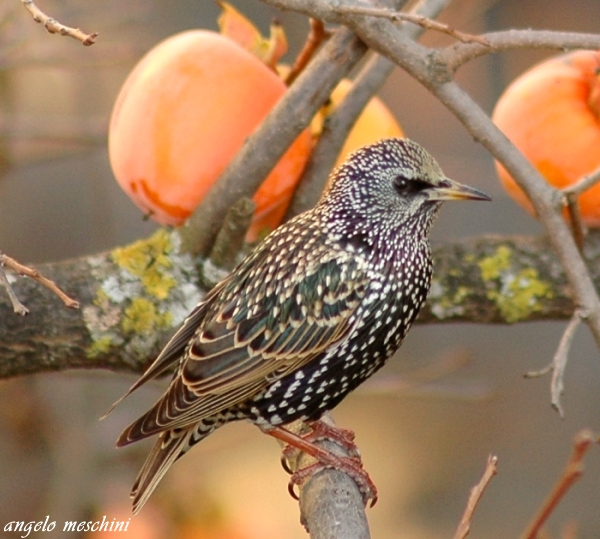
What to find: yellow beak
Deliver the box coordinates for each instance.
[427,178,491,202]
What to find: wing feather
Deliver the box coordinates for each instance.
[118,222,369,443]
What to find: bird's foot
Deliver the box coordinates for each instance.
[281,419,360,462]
[288,454,378,507]
[264,422,377,507]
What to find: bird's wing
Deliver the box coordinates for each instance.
[117,236,369,445]
[101,282,226,418]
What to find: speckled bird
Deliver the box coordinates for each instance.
[114,138,490,512]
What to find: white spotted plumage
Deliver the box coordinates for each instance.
[112,138,490,513]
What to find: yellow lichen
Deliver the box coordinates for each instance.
[478,245,512,282]
[122,297,173,335]
[93,288,110,307]
[112,228,177,299]
[478,245,553,323]
[87,335,114,358]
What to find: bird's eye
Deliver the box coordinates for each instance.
[393,176,430,195]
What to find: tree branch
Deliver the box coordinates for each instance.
[1,230,593,379]
[521,429,599,539]
[453,455,498,539]
[440,29,600,72]
[285,415,372,539]
[525,310,586,417]
[19,0,98,45]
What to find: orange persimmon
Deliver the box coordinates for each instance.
[108,30,312,239]
[492,50,600,225]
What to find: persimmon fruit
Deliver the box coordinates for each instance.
[109,30,312,239]
[492,50,600,226]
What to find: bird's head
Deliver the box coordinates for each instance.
[317,138,490,240]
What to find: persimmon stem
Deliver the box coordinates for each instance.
[285,19,329,86]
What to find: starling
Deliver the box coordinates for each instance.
[114,138,490,512]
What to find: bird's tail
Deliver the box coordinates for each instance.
[131,423,214,514]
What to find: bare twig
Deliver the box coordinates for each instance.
[19,0,98,45]
[565,196,587,252]
[453,455,498,539]
[284,19,329,86]
[562,166,600,198]
[441,29,600,73]
[336,5,489,45]
[201,197,256,288]
[559,167,600,250]
[521,430,599,539]
[0,265,29,315]
[0,251,80,311]
[525,310,586,417]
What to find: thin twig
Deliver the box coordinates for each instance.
[0,265,29,315]
[335,5,489,45]
[453,455,498,539]
[525,310,585,417]
[0,251,80,311]
[19,0,98,46]
[201,197,256,288]
[565,196,587,252]
[284,19,329,86]
[559,167,600,250]
[562,166,600,198]
[441,29,600,73]
[521,430,599,539]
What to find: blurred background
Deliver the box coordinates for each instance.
[1,0,599,537]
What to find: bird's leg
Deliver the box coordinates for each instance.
[263,423,378,506]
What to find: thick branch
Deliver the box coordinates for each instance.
[1,231,593,379]
[283,416,372,539]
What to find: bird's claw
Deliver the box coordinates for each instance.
[303,419,361,457]
[287,457,378,507]
[278,420,377,507]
